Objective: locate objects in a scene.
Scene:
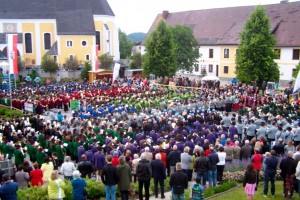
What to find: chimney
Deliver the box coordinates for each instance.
[280,0,288,4]
[162,10,169,19]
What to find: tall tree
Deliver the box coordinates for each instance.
[235,5,280,85]
[293,62,300,79]
[99,53,113,69]
[64,56,80,78]
[41,56,58,78]
[131,52,142,69]
[81,61,92,80]
[119,29,133,59]
[142,20,176,77]
[172,25,200,73]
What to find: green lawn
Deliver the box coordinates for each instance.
[210,181,299,200]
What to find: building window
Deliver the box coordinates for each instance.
[224,66,229,74]
[96,31,101,50]
[209,49,213,58]
[293,49,300,60]
[274,49,281,59]
[69,54,74,61]
[66,41,73,47]
[209,64,213,73]
[53,56,57,63]
[85,54,90,61]
[44,33,51,50]
[82,41,87,47]
[25,33,32,53]
[194,64,199,72]
[224,49,229,58]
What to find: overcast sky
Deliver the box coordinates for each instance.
[107,0,297,34]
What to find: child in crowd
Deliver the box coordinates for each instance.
[243,163,257,200]
[192,177,204,200]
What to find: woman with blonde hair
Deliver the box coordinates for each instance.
[41,156,54,185]
[48,170,65,200]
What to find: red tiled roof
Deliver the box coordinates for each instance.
[147,1,300,46]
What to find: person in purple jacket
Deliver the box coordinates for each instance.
[77,142,86,162]
[85,146,94,163]
[229,122,238,140]
[93,147,106,181]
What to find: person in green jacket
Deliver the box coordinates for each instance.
[38,134,46,149]
[14,144,26,168]
[55,141,65,166]
[36,147,47,167]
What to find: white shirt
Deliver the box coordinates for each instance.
[217,152,226,165]
[61,161,76,177]
[296,161,300,180]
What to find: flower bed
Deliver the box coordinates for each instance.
[204,181,237,198]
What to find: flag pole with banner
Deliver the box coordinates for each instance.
[7,34,18,108]
[112,63,120,82]
[293,70,300,93]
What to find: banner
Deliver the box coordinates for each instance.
[24,102,34,112]
[70,100,80,111]
[7,34,18,74]
[293,70,300,93]
[113,63,120,82]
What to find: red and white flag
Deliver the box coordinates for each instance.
[7,34,18,74]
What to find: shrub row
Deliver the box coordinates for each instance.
[0,106,23,118]
[222,170,282,183]
[204,181,237,198]
[17,177,172,200]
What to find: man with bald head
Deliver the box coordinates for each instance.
[169,163,188,200]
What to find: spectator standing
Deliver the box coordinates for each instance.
[41,157,54,185]
[48,170,65,200]
[117,156,132,200]
[233,141,241,162]
[168,145,181,175]
[170,163,188,200]
[181,146,192,181]
[30,162,44,186]
[136,155,152,200]
[224,139,234,164]
[0,174,18,200]
[280,151,297,199]
[194,150,210,188]
[101,155,119,200]
[60,156,76,180]
[132,154,140,183]
[251,148,263,191]
[77,154,94,179]
[263,150,278,197]
[71,170,87,200]
[295,160,300,198]
[217,146,226,184]
[272,138,285,156]
[93,147,106,182]
[151,153,166,199]
[111,151,119,167]
[243,163,257,200]
[241,140,252,161]
[208,147,219,187]
[191,177,204,200]
[15,165,29,189]
[141,147,153,162]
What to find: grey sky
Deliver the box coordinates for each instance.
[107,0,297,34]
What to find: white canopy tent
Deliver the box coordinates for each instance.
[201,75,220,81]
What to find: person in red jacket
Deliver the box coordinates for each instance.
[251,148,263,191]
[112,151,119,166]
[30,162,44,186]
[159,147,167,168]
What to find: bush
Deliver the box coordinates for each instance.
[0,106,23,118]
[203,181,237,198]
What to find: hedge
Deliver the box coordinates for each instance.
[0,106,23,118]
[204,181,237,198]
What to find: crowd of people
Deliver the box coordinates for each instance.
[0,76,299,200]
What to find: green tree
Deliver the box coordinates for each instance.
[81,61,92,80]
[293,62,300,78]
[41,56,58,78]
[235,5,280,85]
[119,29,133,59]
[29,69,38,80]
[64,56,80,78]
[172,25,200,73]
[99,53,113,69]
[130,52,142,69]
[142,20,176,77]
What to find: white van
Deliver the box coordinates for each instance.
[266,82,276,95]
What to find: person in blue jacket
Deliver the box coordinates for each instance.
[71,170,87,200]
[0,173,18,200]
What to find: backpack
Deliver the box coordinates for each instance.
[192,184,204,200]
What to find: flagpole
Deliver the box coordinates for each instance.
[8,67,12,109]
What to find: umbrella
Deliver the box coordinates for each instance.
[25,76,32,81]
[201,75,220,81]
[34,77,41,82]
